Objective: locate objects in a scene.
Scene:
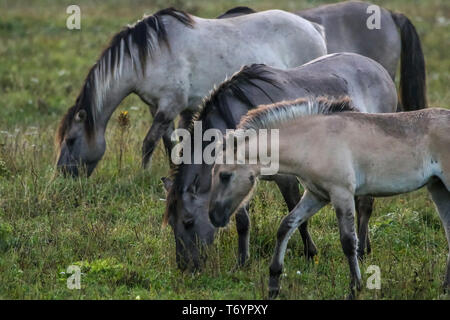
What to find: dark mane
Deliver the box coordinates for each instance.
[163,64,281,225]
[194,64,280,129]
[216,6,256,19]
[56,8,194,145]
[56,80,96,145]
[109,7,194,68]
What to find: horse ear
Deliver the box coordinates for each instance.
[161,177,173,192]
[75,109,87,122]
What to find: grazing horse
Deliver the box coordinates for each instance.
[208,97,450,299]
[55,8,326,176]
[163,53,398,271]
[219,1,427,110]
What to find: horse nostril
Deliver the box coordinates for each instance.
[183,216,194,228]
[208,210,221,227]
[220,171,232,183]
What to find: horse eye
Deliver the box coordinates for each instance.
[220,172,232,183]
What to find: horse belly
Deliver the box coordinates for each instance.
[356,161,437,197]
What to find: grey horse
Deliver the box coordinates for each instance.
[208,99,449,299]
[219,1,427,111]
[55,8,326,176]
[163,53,399,270]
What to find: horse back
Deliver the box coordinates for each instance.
[156,10,326,104]
[319,109,449,195]
[297,1,400,78]
[288,53,397,113]
[173,10,327,66]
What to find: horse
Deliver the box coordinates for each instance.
[55,8,327,176]
[208,97,450,299]
[163,52,398,271]
[219,1,427,111]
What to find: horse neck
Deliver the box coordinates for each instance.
[92,56,138,132]
[241,124,308,177]
[276,120,313,174]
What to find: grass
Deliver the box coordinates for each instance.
[0,0,449,299]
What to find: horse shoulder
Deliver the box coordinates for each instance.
[291,117,355,187]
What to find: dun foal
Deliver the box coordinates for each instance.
[208,97,450,299]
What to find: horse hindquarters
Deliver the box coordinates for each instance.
[427,179,450,290]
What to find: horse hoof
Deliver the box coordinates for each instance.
[231,260,249,272]
[346,287,359,300]
[443,283,449,294]
[357,252,365,262]
[357,280,363,292]
[305,250,317,260]
[304,245,318,260]
[268,273,281,299]
[346,292,356,300]
[142,157,152,169]
[268,288,280,299]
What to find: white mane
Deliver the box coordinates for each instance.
[238,96,354,131]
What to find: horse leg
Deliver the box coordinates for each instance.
[331,189,362,299]
[235,203,250,267]
[269,190,327,299]
[147,104,175,161]
[273,175,318,259]
[162,121,175,159]
[427,179,450,292]
[355,196,374,260]
[142,108,178,168]
[177,109,195,130]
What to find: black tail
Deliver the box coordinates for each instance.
[391,12,427,110]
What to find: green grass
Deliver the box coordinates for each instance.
[0,0,449,299]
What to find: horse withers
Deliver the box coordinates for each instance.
[208,97,450,298]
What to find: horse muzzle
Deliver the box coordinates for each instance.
[57,157,96,178]
[57,163,79,177]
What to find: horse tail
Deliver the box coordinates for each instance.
[391,12,427,110]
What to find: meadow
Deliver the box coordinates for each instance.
[0,0,449,299]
